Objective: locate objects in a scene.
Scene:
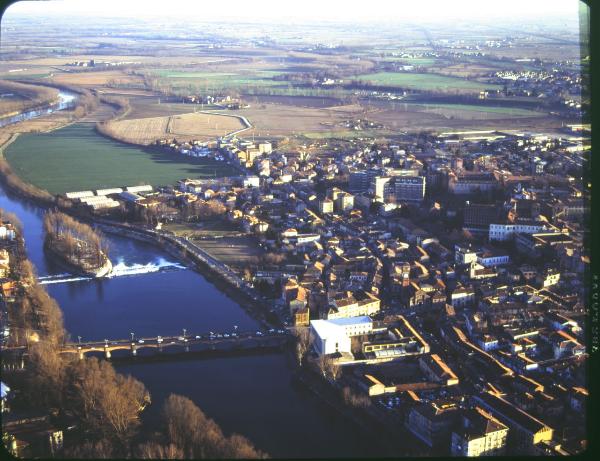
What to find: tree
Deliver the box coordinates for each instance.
[26,341,67,409]
[63,439,115,459]
[161,394,266,459]
[293,327,313,366]
[66,357,150,442]
[100,373,150,441]
[136,442,185,459]
[317,355,341,381]
[341,386,371,409]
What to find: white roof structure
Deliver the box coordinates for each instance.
[311,315,372,338]
[126,185,153,193]
[65,190,95,199]
[96,188,123,196]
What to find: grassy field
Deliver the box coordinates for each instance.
[3,123,238,194]
[417,103,543,117]
[100,112,244,145]
[356,72,502,92]
[150,70,283,90]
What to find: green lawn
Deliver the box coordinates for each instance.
[355,72,502,91]
[3,124,238,194]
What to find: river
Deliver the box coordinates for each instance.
[0,183,394,457]
[0,92,76,128]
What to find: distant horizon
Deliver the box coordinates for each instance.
[2,0,585,26]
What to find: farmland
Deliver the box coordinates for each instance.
[355,72,502,92]
[51,70,145,87]
[148,69,284,91]
[3,123,238,194]
[99,112,245,145]
[226,102,369,137]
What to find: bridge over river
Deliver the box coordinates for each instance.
[2,330,291,368]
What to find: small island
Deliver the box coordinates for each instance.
[43,210,112,277]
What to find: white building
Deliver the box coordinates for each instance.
[477,252,510,267]
[0,225,16,240]
[125,185,153,193]
[243,176,260,188]
[455,244,478,265]
[489,223,546,242]
[65,190,95,199]
[310,316,373,356]
[96,188,123,196]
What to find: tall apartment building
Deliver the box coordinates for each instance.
[370,175,426,203]
[394,176,426,202]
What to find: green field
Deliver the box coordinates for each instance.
[356,72,502,91]
[151,70,284,90]
[414,102,543,116]
[3,124,238,194]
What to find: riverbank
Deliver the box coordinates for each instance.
[0,163,275,330]
[0,145,56,206]
[95,222,280,329]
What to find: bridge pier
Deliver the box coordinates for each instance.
[104,347,111,359]
[78,347,84,360]
[131,343,137,356]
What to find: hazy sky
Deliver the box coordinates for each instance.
[3,0,584,23]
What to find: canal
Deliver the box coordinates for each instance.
[0,184,394,458]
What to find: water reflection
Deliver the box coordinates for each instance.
[0,92,77,128]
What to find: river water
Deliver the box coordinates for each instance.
[0,183,393,457]
[0,92,76,128]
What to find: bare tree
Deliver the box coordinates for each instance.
[26,341,67,409]
[318,355,341,382]
[136,442,185,459]
[63,439,115,459]
[67,357,150,441]
[293,327,313,366]
[161,394,266,459]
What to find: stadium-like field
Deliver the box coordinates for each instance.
[3,123,238,194]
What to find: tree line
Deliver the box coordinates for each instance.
[181,199,227,222]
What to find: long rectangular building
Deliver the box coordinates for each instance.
[472,392,553,455]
